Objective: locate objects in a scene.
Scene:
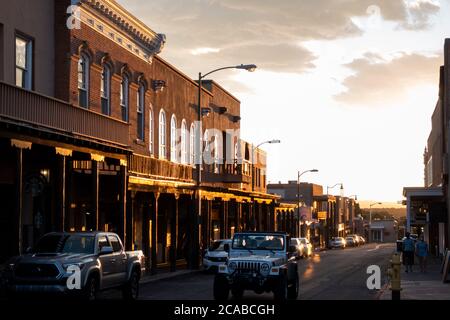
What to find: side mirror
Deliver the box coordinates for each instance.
[223,244,230,253]
[99,246,113,255]
[25,247,32,254]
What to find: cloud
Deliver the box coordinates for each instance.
[335,52,442,106]
[116,0,440,77]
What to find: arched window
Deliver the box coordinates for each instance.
[149,105,154,155]
[213,134,219,173]
[137,84,145,140]
[170,115,177,162]
[120,74,129,121]
[159,109,166,159]
[101,64,111,115]
[190,123,195,165]
[77,53,89,108]
[181,120,187,164]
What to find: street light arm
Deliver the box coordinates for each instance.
[201,64,257,79]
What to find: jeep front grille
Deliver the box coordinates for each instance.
[236,261,261,273]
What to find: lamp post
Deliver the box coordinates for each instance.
[191,64,257,269]
[369,202,382,242]
[346,195,357,234]
[250,139,280,232]
[326,183,344,245]
[251,140,280,192]
[297,169,318,237]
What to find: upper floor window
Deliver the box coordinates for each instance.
[181,120,188,164]
[159,109,166,159]
[170,115,178,162]
[120,75,129,121]
[149,106,154,155]
[137,84,145,140]
[15,35,32,90]
[77,53,89,108]
[100,65,111,115]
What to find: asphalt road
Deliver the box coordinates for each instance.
[101,242,395,300]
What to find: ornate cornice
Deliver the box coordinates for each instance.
[74,0,166,61]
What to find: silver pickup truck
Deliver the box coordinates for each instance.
[2,232,145,300]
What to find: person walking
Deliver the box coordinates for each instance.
[415,236,429,273]
[402,232,415,273]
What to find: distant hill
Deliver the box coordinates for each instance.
[357,201,406,219]
[358,200,405,209]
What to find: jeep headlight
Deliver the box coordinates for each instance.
[62,263,85,271]
[260,263,270,276]
[228,262,237,273]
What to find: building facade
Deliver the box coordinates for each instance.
[0,0,280,271]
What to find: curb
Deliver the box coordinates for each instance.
[140,269,203,285]
[374,282,389,300]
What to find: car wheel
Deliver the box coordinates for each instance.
[231,287,244,300]
[83,275,99,301]
[287,273,299,300]
[273,275,288,301]
[122,269,140,300]
[213,274,229,301]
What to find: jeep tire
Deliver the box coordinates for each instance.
[273,275,288,301]
[213,274,229,301]
[83,275,99,301]
[287,273,299,300]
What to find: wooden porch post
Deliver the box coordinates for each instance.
[170,193,179,272]
[151,192,159,274]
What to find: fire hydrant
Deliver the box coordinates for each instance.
[387,252,402,300]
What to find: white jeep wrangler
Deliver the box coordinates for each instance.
[213,231,299,301]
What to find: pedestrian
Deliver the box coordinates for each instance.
[402,232,415,273]
[415,235,429,273]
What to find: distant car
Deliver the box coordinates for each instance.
[345,236,357,247]
[203,239,231,272]
[290,238,304,260]
[329,237,346,249]
[298,238,313,258]
[357,235,366,245]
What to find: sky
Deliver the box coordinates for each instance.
[118,0,450,203]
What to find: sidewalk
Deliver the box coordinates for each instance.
[378,257,450,300]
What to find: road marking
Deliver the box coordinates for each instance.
[367,245,381,252]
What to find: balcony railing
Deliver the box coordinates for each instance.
[129,154,194,183]
[0,81,129,146]
[202,160,252,184]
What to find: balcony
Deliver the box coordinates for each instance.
[0,81,129,147]
[129,154,194,183]
[201,160,252,184]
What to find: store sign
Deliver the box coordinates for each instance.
[318,211,327,220]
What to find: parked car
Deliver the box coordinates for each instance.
[345,236,357,247]
[357,235,366,245]
[2,232,145,300]
[203,239,231,272]
[298,238,313,258]
[290,238,304,259]
[329,237,346,249]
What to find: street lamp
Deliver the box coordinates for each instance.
[369,202,382,225]
[251,139,280,192]
[192,63,257,269]
[325,183,344,245]
[326,183,344,196]
[297,169,319,237]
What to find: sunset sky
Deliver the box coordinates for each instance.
[118,0,450,202]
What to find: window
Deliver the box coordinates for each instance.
[137,84,145,140]
[149,106,154,154]
[77,53,89,108]
[190,123,196,165]
[15,35,32,89]
[101,65,111,115]
[108,235,122,252]
[181,120,187,164]
[213,134,219,173]
[159,109,166,159]
[120,75,129,121]
[170,115,177,162]
[97,235,110,252]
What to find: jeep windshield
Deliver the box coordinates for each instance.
[33,234,95,254]
[232,234,285,251]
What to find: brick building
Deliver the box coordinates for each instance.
[0,0,281,271]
